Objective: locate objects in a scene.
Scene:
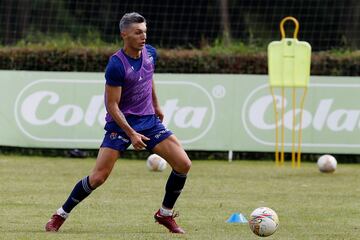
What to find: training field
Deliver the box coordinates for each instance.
[1,155,359,240]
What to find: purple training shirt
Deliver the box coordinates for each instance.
[105,47,155,122]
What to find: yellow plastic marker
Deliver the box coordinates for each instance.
[267,16,311,168]
[268,17,311,87]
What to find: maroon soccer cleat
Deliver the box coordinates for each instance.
[45,213,66,232]
[154,209,185,234]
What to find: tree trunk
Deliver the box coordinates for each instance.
[219,0,231,46]
[3,0,13,45]
[344,0,360,49]
[17,0,31,41]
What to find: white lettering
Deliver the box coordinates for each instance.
[21,93,209,129]
[54,105,83,126]
[249,95,277,130]
[21,91,105,127]
[21,91,58,125]
[85,96,103,126]
[248,95,360,132]
[249,95,312,130]
[162,99,207,128]
[283,108,312,130]
[162,99,179,126]
[327,110,360,131]
[98,107,107,126]
[313,99,332,130]
[174,107,207,128]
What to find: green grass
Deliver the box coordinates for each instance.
[1,155,359,239]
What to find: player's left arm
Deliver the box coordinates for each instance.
[152,80,164,122]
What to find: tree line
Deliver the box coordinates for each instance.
[0,0,359,50]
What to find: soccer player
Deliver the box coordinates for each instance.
[45,12,191,234]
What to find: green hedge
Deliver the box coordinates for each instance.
[0,47,359,76]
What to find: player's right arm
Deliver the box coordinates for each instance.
[105,56,149,150]
[105,85,149,150]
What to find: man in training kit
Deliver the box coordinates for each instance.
[45,12,191,234]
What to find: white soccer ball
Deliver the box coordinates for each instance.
[317,154,337,173]
[146,154,167,172]
[249,207,279,237]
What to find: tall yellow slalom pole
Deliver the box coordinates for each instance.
[296,87,308,168]
[270,86,280,165]
[281,86,285,165]
[292,87,296,168]
[268,16,312,168]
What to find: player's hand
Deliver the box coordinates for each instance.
[154,107,164,122]
[129,132,150,150]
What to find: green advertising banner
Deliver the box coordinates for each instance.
[0,70,359,154]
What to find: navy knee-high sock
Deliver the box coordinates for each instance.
[62,176,94,213]
[162,170,187,209]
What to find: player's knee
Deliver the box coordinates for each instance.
[184,160,192,172]
[90,172,109,188]
[177,159,191,174]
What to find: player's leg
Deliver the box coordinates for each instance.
[153,135,191,209]
[152,134,191,173]
[89,147,119,188]
[45,147,119,232]
[152,135,191,234]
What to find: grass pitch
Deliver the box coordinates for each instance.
[1,155,359,239]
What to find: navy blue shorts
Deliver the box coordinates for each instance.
[100,119,173,151]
